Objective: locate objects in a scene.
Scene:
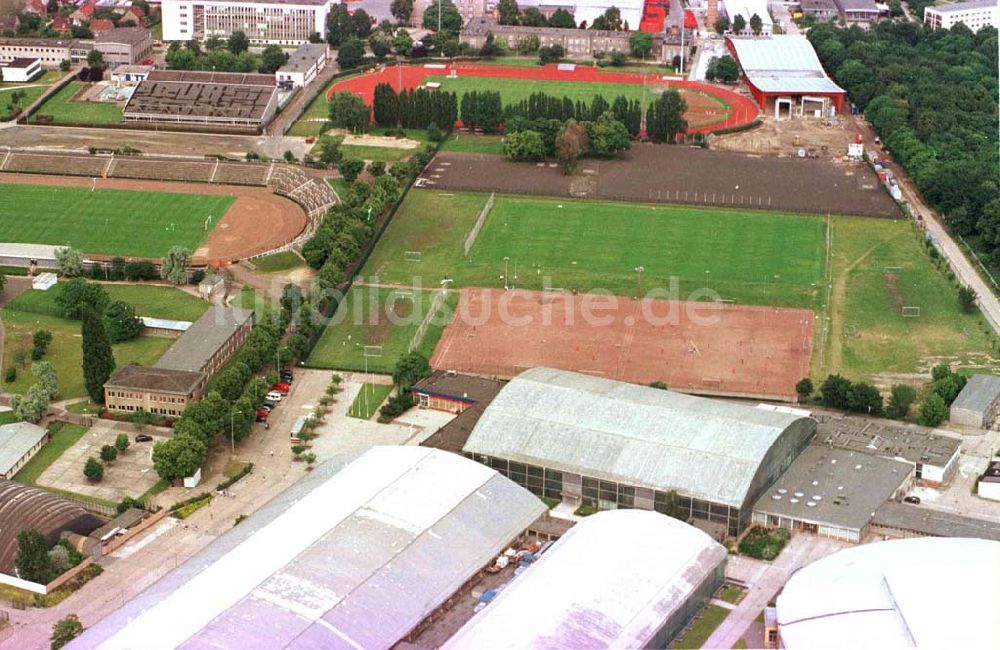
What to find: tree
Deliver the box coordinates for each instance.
[12,383,50,423]
[556,119,588,173]
[497,0,519,24]
[115,433,130,452]
[55,247,83,277]
[328,89,369,132]
[645,89,688,144]
[714,15,730,34]
[391,0,414,23]
[32,361,58,399]
[887,384,917,419]
[81,305,115,403]
[958,285,976,313]
[100,444,118,463]
[548,9,576,28]
[538,44,564,64]
[706,55,740,83]
[55,278,109,320]
[629,32,653,58]
[502,129,546,162]
[795,377,813,403]
[586,111,631,158]
[658,489,684,520]
[393,351,431,390]
[519,7,546,26]
[84,456,104,481]
[820,374,851,409]
[422,0,462,34]
[227,30,250,54]
[32,329,52,360]
[15,529,52,583]
[393,28,413,55]
[86,49,104,70]
[591,6,622,30]
[336,36,366,69]
[51,615,84,650]
[259,45,287,73]
[160,246,191,285]
[104,301,141,343]
[351,9,373,39]
[152,433,206,481]
[732,14,746,34]
[338,158,365,182]
[846,381,883,415]
[918,392,947,427]
[749,13,763,35]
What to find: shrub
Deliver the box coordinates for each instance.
[100,444,118,463]
[115,433,130,452]
[84,457,103,481]
[738,526,789,560]
[4,367,15,383]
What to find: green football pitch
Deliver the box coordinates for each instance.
[360,190,828,308]
[0,183,235,258]
[426,75,655,107]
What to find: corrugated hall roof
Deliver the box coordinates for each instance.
[727,36,846,95]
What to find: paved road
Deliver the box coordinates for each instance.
[707,535,848,649]
[852,117,1000,335]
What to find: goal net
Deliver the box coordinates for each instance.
[901,306,921,317]
[363,345,383,358]
[404,251,422,263]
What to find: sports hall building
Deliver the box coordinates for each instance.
[461,367,816,538]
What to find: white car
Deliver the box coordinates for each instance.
[266,390,283,402]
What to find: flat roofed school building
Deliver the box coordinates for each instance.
[0,422,49,479]
[445,510,727,649]
[0,37,75,68]
[950,373,1000,429]
[870,500,1000,541]
[275,42,326,88]
[0,57,41,82]
[122,70,280,130]
[104,365,207,417]
[69,446,547,650]
[152,305,253,376]
[462,367,816,538]
[751,445,913,543]
[924,0,999,30]
[162,0,334,46]
[412,370,505,414]
[776,537,1000,649]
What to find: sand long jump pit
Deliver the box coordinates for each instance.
[431,288,814,402]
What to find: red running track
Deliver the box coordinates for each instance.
[327,63,760,134]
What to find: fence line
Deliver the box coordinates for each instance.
[464,192,496,256]
[408,289,449,353]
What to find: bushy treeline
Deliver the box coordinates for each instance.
[504,92,643,137]
[372,83,459,129]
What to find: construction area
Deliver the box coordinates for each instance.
[430,288,814,401]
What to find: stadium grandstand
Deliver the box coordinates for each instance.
[726,35,846,117]
[122,70,280,132]
[69,446,547,650]
[777,537,1000,649]
[461,367,816,538]
[446,510,727,649]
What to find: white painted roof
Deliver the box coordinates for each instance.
[70,446,546,650]
[463,367,815,507]
[138,317,191,332]
[0,422,47,476]
[777,537,1000,650]
[0,242,61,261]
[727,36,845,94]
[446,510,727,649]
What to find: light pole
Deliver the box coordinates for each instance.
[504,257,510,290]
[230,410,241,454]
[635,266,645,296]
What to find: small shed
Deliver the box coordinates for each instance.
[198,274,225,302]
[950,374,1000,429]
[32,272,58,291]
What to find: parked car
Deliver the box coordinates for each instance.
[135,434,153,443]
[262,401,276,411]
[266,390,283,402]
[272,382,290,395]
[903,495,921,505]
[280,370,293,383]
[256,407,270,421]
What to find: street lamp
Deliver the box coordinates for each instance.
[230,410,242,454]
[635,266,645,296]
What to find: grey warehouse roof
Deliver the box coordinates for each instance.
[753,446,911,532]
[69,446,546,650]
[153,306,253,373]
[727,36,845,95]
[950,374,1000,413]
[462,367,815,507]
[0,422,47,476]
[278,43,327,73]
[445,510,727,649]
[928,0,997,11]
[873,501,1000,541]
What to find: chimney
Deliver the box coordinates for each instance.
[707,0,718,30]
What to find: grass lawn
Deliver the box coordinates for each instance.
[671,604,731,649]
[65,400,100,415]
[1,310,175,399]
[0,411,17,425]
[12,422,89,485]
[347,383,393,419]
[307,286,455,373]
[361,190,826,308]
[7,284,209,322]
[251,250,306,273]
[288,73,365,137]
[441,133,505,155]
[326,177,352,198]
[0,184,234,258]
[718,585,745,605]
[480,56,677,74]
[0,85,49,121]
[817,217,1000,380]
[32,81,123,125]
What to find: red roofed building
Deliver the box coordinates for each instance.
[89,18,115,34]
[69,1,96,25]
[49,15,71,32]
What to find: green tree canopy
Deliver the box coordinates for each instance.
[15,529,52,583]
[502,129,546,162]
[104,301,141,343]
[81,304,115,403]
[55,278,109,320]
[422,0,463,33]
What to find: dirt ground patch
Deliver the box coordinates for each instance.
[430,288,814,401]
[0,172,307,265]
[712,115,861,158]
[423,145,899,218]
[341,132,421,150]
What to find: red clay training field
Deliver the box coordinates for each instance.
[431,288,814,401]
[328,63,760,134]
